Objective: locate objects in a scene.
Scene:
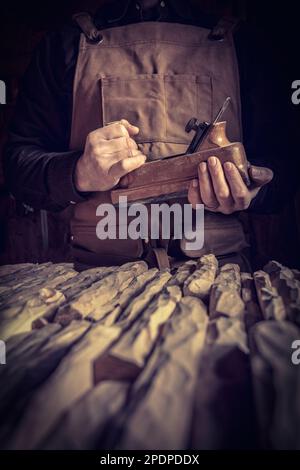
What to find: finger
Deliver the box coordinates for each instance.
[91,121,137,141]
[104,119,139,138]
[207,156,233,209]
[188,179,203,209]
[119,119,140,136]
[198,162,219,209]
[108,154,146,180]
[105,120,139,140]
[119,172,135,188]
[87,124,128,143]
[100,136,138,155]
[223,162,250,209]
[249,165,274,188]
[106,148,145,165]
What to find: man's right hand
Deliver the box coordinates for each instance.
[74,119,146,192]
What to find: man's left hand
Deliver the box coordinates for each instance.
[188,156,273,214]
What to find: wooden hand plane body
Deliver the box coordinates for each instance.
[111,99,250,205]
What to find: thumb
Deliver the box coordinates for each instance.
[119,172,135,188]
[249,165,274,188]
[119,119,140,136]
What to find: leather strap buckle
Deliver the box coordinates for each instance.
[208,16,240,41]
[73,12,103,44]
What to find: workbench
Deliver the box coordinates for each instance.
[0,256,299,449]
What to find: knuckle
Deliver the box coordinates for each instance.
[235,189,248,200]
[217,190,230,200]
[119,148,130,159]
[94,144,103,155]
[91,148,103,162]
[240,200,250,210]
[131,149,141,158]
[117,123,128,136]
[87,132,97,146]
[114,136,128,150]
[208,199,217,207]
[235,195,250,209]
[204,198,218,208]
[128,137,138,149]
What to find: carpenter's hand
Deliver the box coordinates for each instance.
[74,119,146,192]
[188,156,273,214]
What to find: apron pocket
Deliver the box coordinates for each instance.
[99,73,213,145]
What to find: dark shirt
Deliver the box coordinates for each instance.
[3,0,298,213]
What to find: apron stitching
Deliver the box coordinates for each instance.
[210,76,214,122]
[228,31,243,142]
[81,40,229,49]
[163,75,167,139]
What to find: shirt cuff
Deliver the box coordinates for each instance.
[47,150,89,206]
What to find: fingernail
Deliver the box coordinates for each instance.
[224,162,233,171]
[251,167,261,177]
[209,156,217,167]
[199,162,207,173]
[192,179,198,188]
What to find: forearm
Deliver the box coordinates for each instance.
[3,27,85,212]
[4,142,85,211]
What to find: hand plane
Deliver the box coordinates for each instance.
[110,97,251,205]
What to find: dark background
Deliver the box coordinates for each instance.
[0,0,299,268]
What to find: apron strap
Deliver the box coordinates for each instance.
[72,12,103,43]
[208,16,240,41]
[152,247,170,270]
[143,240,170,270]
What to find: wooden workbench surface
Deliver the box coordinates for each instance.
[0,256,299,450]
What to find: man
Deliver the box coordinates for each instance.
[4,0,287,269]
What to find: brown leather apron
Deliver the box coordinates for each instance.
[69,17,249,269]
